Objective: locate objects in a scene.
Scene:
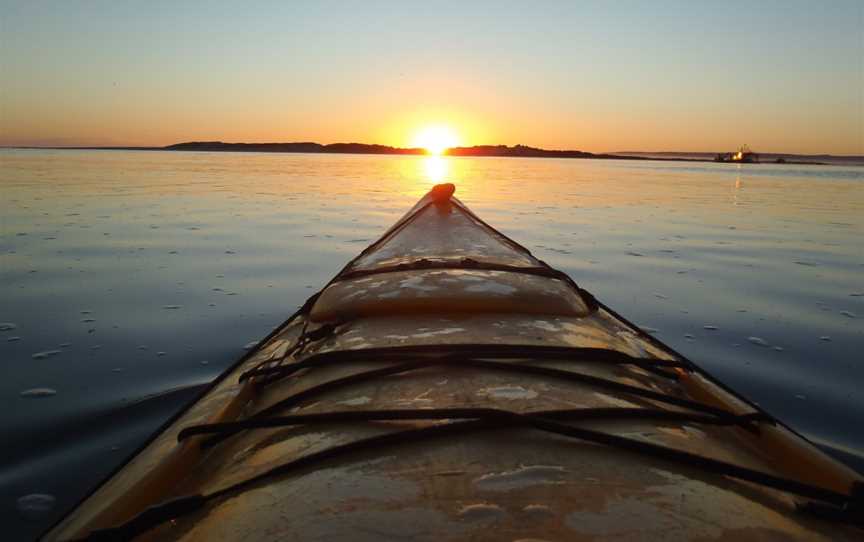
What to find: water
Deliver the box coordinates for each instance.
[1,149,862,539]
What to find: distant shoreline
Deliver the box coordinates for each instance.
[3,141,852,165]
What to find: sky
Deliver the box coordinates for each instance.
[1,0,861,154]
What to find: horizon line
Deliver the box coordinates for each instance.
[1,140,861,159]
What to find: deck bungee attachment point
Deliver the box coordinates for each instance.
[52,184,863,541]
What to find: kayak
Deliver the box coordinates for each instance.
[47,184,862,541]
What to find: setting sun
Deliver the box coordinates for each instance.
[410,125,461,155]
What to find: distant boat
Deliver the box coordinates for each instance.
[715,145,759,163]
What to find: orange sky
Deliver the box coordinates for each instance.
[1,2,861,154]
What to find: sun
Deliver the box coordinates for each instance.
[410,125,461,155]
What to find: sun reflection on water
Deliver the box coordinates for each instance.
[422,155,449,184]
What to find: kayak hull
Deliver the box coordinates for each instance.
[45,186,862,541]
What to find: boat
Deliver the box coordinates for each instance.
[46,184,862,541]
[715,145,760,163]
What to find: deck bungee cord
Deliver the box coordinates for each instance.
[246,353,718,420]
[176,407,768,442]
[80,404,861,540]
[240,343,689,384]
[193,347,753,451]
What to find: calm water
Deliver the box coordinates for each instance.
[1,149,862,539]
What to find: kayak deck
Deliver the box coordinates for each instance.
[46,185,862,541]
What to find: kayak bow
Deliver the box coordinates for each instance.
[47,184,862,541]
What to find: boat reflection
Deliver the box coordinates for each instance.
[731,168,742,206]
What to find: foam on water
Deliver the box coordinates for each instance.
[16,494,55,520]
[20,388,58,398]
